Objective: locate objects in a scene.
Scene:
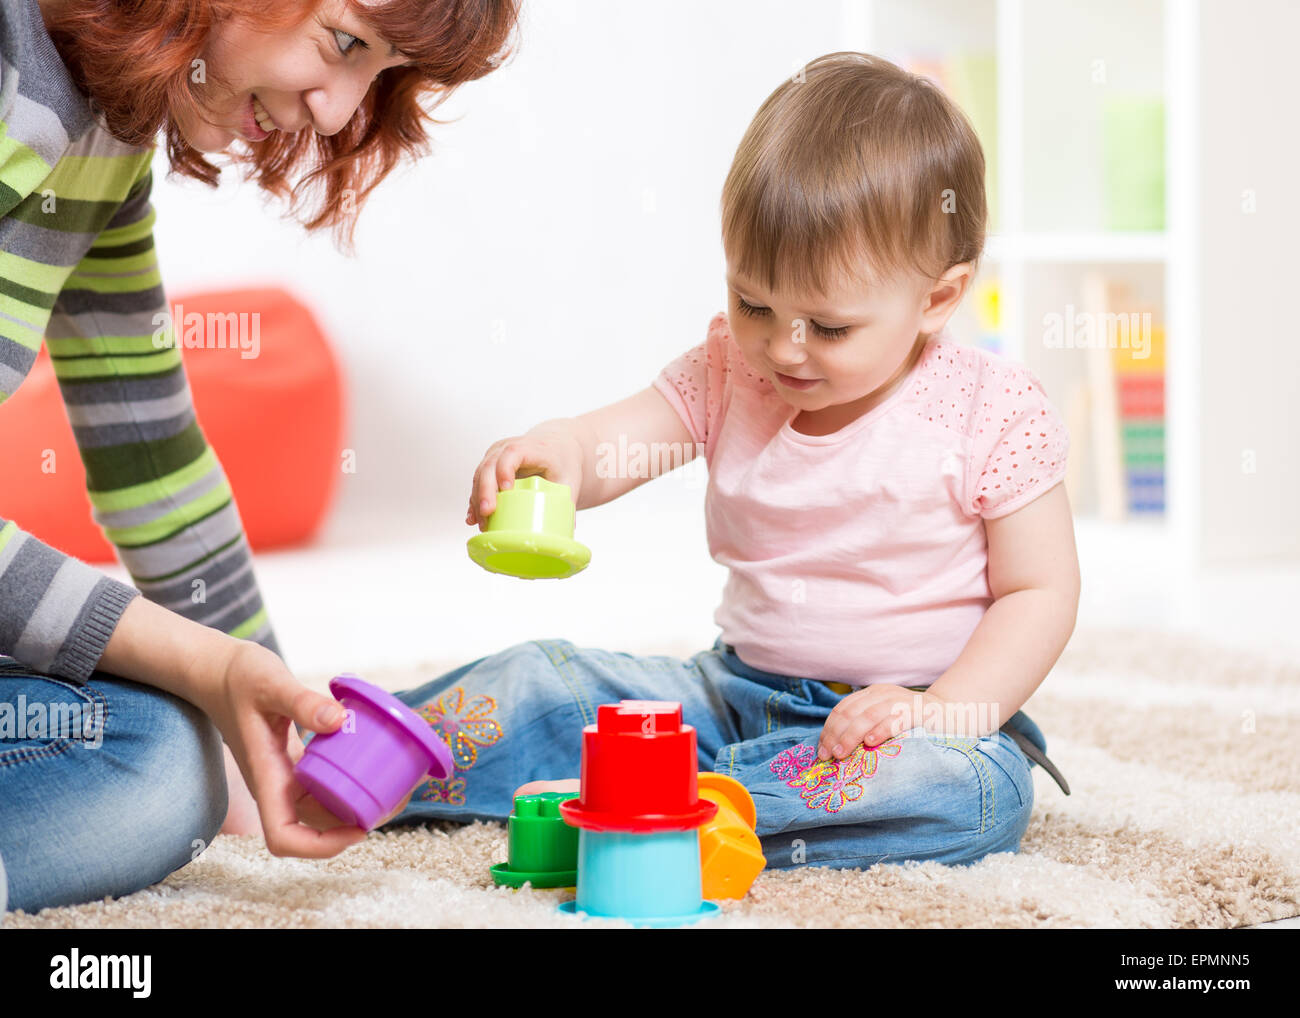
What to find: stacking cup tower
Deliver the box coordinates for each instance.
[559,700,720,926]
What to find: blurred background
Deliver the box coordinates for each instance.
[8,0,1299,680]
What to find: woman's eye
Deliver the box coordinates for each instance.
[735,296,771,319]
[333,29,366,55]
[811,321,850,340]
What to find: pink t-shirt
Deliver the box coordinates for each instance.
[652,312,1069,686]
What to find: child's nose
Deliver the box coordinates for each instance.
[766,325,808,365]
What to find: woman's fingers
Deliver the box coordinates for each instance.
[375,787,417,827]
[249,732,367,857]
[291,784,414,833]
[293,786,352,831]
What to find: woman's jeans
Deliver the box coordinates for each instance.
[387,638,1046,871]
[0,657,228,914]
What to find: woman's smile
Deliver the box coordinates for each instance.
[238,93,277,142]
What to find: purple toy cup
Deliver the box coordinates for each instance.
[293,674,454,830]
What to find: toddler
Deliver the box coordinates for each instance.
[388,51,1079,870]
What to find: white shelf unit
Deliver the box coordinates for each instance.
[852,0,1201,558]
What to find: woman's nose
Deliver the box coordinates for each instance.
[303,77,372,136]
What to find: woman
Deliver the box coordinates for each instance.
[0,0,519,913]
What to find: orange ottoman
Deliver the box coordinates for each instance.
[0,286,344,562]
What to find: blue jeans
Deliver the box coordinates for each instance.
[0,658,228,913]
[388,638,1047,870]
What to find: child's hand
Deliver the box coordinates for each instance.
[467,427,585,528]
[816,684,949,762]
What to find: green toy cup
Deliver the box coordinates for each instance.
[489,792,580,889]
[467,475,591,579]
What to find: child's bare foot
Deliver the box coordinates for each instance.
[513,779,580,798]
[219,742,263,836]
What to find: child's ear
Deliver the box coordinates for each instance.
[919,261,974,333]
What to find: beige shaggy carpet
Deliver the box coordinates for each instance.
[5,627,1299,929]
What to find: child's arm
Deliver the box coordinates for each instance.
[923,481,1081,727]
[815,482,1080,757]
[468,386,696,526]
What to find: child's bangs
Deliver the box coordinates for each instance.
[722,164,910,301]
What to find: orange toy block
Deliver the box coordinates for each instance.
[696,772,766,899]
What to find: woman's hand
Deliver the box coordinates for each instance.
[196,639,375,856]
[284,721,417,832]
[467,423,585,528]
[816,684,952,762]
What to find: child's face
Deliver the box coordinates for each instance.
[725,257,965,426]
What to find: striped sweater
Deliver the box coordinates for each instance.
[0,0,280,681]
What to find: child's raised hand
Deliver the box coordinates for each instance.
[467,427,585,529]
[816,684,950,762]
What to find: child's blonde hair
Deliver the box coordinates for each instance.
[721,51,987,300]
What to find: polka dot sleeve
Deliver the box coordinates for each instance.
[651,312,731,447]
[966,359,1070,519]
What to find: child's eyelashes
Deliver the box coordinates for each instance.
[733,295,850,341]
[809,321,850,341]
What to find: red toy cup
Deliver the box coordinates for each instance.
[559,701,716,832]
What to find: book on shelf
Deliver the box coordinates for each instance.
[1075,272,1166,518]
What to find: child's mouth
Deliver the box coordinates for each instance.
[774,371,821,391]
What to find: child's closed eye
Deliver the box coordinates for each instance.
[808,321,849,340]
[734,294,773,320]
[733,294,850,340]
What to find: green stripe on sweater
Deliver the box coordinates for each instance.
[80,422,210,492]
[88,447,220,514]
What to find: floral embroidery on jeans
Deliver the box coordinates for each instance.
[774,739,905,814]
[416,687,504,769]
[768,744,817,782]
[417,775,467,806]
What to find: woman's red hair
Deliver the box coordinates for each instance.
[45,0,521,253]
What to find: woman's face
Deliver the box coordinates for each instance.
[177,0,416,153]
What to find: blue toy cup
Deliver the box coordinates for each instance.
[558,828,719,927]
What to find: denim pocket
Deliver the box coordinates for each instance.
[0,673,106,767]
[927,731,1034,836]
[983,731,1035,812]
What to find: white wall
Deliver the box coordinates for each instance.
[1195,0,1300,564]
[149,0,867,540]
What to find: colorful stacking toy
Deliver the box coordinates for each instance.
[467,475,591,579]
[293,674,455,830]
[696,772,766,899]
[558,700,720,926]
[490,792,580,889]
